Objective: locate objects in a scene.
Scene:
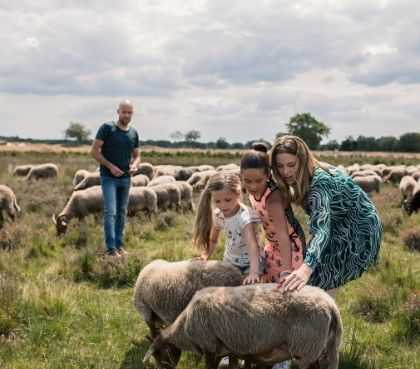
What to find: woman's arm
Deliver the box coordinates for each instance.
[242,223,260,284]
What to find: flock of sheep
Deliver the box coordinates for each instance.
[0,160,419,368]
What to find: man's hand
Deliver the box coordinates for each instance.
[109,165,124,177]
[129,165,138,176]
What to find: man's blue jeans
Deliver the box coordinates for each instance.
[101,175,131,252]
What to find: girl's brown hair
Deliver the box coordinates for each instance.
[240,142,270,175]
[270,135,329,204]
[192,172,241,254]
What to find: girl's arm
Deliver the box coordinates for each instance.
[200,226,221,260]
[242,223,260,284]
[266,191,293,271]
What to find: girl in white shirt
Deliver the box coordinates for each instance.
[192,172,261,284]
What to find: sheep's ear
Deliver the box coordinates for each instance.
[52,214,57,224]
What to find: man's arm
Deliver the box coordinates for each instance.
[90,139,124,177]
[129,148,141,175]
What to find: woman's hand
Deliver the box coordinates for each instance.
[243,272,260,285]
[278,263,313,291]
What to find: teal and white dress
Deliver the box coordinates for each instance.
[303,168,383,290]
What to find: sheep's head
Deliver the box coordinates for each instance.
[143,335,180,369]
[402,199,413,216]
[52,214,69,235]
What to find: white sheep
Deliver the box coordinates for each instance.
[148,176,176,187]
[12,165,33,177]
[0,185,21,228]
[25,163,59,181]
[72,169,92,187]
[144,284,342,369]
[353,175,382,194]
[402,182,420,216]
[399,176,417,202]
[73,172,101,191]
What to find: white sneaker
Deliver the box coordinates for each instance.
[219,356,229,368]
[272,361,291,369]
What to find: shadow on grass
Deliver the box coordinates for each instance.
[120,338,151,369]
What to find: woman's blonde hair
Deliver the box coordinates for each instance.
[192,172,241,254]
[270,135,329,204]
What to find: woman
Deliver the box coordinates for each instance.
[270,135,383,295]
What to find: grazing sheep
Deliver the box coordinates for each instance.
[402,183,420,216]
[346,164,360,176]
[187,170,217,192]
[0,185,21,227]
[172,181,194,211]
[25,163,59,181]
[72,169,92,187]
[131,174,150,187]
[133,163,154,180]
[350,170,378,178]
[197,165,215,172]
[152,183,181,210]
[149,176,176,187]
[384,166,407,185]
[399,176,417,202]
[133,259,243,338]
[154,165,180,178]
[150,186,171,211]
[12,165,33,177]
[412,170,420,182]
[74,172,101,191]
[53,186,158,235]
[144,284,342,369]
[174,167,194,181]
[216,164,240,172]
[353,175,381,194]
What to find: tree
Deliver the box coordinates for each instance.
[397,132,420,152]
[65,122,91,143]
[376,136,398,152]
[340,136,357,151]
[216,137,230,149]
[286,113,330,149]
[170,130,184,142]
[185,130,201,142]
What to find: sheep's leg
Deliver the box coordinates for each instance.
[204,352,219,369]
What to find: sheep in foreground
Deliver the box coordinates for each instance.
[133,259,243,339]
[53,186,157,235]
[144,284,342,369]
[353,175,381,194]
[0,185,21,227]
[12,165,33,177]
[25,163,59,181]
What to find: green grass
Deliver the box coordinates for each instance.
[0,154,419,369]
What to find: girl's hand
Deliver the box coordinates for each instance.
[243,272,260,285]
[278,264,312,292]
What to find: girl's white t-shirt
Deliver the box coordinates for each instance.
[213,203,260,268]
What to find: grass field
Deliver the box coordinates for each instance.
[0,152,419,369]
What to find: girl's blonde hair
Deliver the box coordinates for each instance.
[192,172,241,254]
[270,135,330,204]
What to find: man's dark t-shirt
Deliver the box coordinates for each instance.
[95,122,139,178]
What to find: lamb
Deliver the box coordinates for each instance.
[148,176,176,187]
[353,175,381,194]
[133,259,243,338]
[72,169,92,187]
[12,165,33,177]
[53,186,158,235]
[402,182,420,216]
[399,176,417,202]
[25,163,59,181]
[0,185,21,228]
[144,284,342,369]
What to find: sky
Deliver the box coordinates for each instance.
[1,0,420,143]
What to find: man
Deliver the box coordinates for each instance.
[91,100,140,257]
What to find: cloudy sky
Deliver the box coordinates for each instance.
[1,0,419,143]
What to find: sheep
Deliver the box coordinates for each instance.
[53,186,158,235]
[402,183,420,216]
[350,170,378,178]
[399,176,417,202]
[412,170,420,182]
[346,164,360,175]
[144,284,342,369]
[216,164,240,172]
[384,166,407,185]
[0,185,21,228]
[353,175,381,194]
[171,181,194,211]
[149,176,176,187]
[174,167,194,181]
[12,164,33,177]
[149,185,171,211]
[154,165,180,178]
[74,172,101,191]
[72,169,92,187]
[197,165,215,172]
[187,170,217,192]
[131,174,150,187]
[133,259,243,339]
[25,163,59,181]
[152,183,181,210]
[133,163,154,180]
